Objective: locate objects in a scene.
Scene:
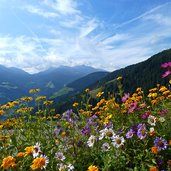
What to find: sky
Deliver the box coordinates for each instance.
[0,0,171,73]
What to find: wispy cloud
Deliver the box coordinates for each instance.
[24,5,58,18]
[0,1,171,73]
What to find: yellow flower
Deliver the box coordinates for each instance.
[87,165,99,171]
[72,102,79,107]
[25,146,34,156]
[29,89,40,93]
[149,166,158,171]
[169,80,171,84]
[117,76,122,80]
[30,155,48,170]
[1,156,16,170]
[35,96,46,101]
[0,110,5,115]
[43,100,53,105]
[85,88,90,93]
[21,96,33,102]
[96,91,104,97]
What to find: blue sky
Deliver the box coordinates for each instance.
[0,0,171,73]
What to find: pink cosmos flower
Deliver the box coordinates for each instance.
[162,70,171,78]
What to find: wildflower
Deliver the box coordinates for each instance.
[30,155,49,170]
[96,91,104,97]
[55,152,66,161]
[35,96,46,101]
[99,128,115,140]
[0,110,5,115]
[112,135,125,148]
[85,88,90,93]
[126,129,134,139]
[161,62,171,68]
[141,111,150,119]
[1,156,16,170]
[168,160,171,167]
[117,76,122,80]
[16,152,25,157]
[162,70,171,78]
[169,80,171,84]
[148,115,157,126]
[122,93,130,102]
[72,102,79,107]
[169,140,171,145]
[25,146,34,156]
[43,100,53,105]
[158,117,165,123]
[67,163,74,171]
[33,142,42,158]
[29,88,40,93]
[101,142,110,152]
[81,126,91,136]
[137,124,147,139]
[151,146,159,154]
[149,166,159,171]
[128,102,137,113]
[154,137,168,150]
[87,165,99,171]
[87,135,96,147]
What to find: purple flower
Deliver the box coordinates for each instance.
[103,122,113,129]
[122,93,130,102]
[154,137,168,150]
[126,129,134,139]
[62,109,78,124]
[159,109,168,116]
[81,126,91,136]
[137,124,147,139]
[88,115,98,126]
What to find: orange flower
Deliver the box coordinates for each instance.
[17,152,25,157]
[1,156,16,170]
[87,165,99,171]
[169,140,171,145]
[30,155,48,170]
[151,146,158,154]
[149,166,159,171]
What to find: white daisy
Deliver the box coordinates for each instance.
[159,117,165,123]
[33,142,42,158]
[148,115,157,126]
[101,142,110,152]
[55,152,66,161]
[99,128,115,140]
[87,135,96,147]
[112,135,125,148]
[67,163,74,171]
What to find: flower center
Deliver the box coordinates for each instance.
[116,139,121,144]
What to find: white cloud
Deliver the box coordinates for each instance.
[24,5,58,18]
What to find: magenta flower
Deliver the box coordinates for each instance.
[128,102,137,113]
[122,93,130,102]
[162,70,171,78]
[161,62,171,68]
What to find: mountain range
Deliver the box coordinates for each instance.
[0,65,107,104]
